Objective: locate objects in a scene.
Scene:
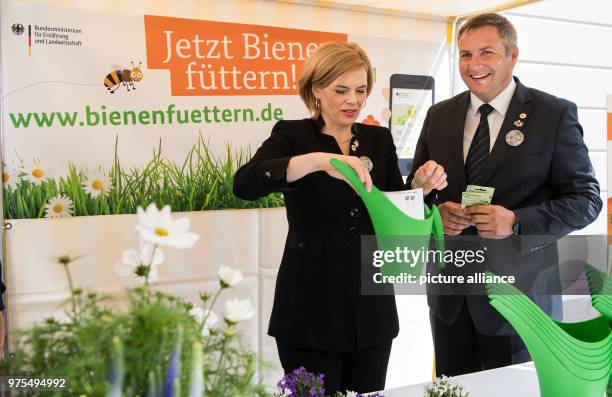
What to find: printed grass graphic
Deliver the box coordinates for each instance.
[3,137,283,219]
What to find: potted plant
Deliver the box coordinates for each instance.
[1,203,270,396]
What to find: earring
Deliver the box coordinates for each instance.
[362,100,367,109]
[315,98,320,110]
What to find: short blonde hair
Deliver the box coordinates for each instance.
[299,42,373,118]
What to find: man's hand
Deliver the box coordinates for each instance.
[464,204,516,238]
[411,160,447,196]
[439,201,471,235]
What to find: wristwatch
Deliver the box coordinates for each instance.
[512,212,521,235]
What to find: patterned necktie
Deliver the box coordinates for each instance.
[465,103,495,185]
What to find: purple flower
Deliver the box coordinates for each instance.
[164,326,183,396]
[276,367,386,397]
[276,367,326,397]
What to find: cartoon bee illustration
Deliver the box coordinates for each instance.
[104,61,143,94]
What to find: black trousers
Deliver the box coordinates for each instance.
[430,303,530,377]
[275,339,392,395]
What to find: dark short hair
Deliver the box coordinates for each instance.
[458,13,517,54]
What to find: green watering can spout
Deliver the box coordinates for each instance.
[330,158,444,277]
[486,271,612,397]
[584,264,612,396]
[585,265,612,321]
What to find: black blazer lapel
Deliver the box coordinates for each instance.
[480,78,533,185]
[450,92,470,193]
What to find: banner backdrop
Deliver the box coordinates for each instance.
[1,4,347,185]
[1,2,448,190]
[0,0,449,388]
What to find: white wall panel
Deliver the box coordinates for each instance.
[513,62,612,109]
[259,208,288,269]
[507,0,612,26]
[508,15,612,67]
[386,295,433,389]
[259,268,283,390]
[579,109,607,151]
[590,151,607,192]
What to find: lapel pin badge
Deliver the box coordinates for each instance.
[514,120,524,128]
[505,130,524,147]
[519,112,527,119]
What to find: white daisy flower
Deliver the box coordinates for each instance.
[24,162,47,185]
[115,243,164,282]
[2,165,19,189]
[218,266,243,288]
[135,203,199,249]
[44,195,74,218]
[83,171,111,198]
[49,308,71,325]
[189,304,219,336]
[224,298,255,324]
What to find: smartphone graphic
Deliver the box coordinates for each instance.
[389,74,435,174]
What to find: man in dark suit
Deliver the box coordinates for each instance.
[407,13,602,377]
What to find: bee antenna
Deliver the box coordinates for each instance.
[131,61,135,68]
[138,61,142,67]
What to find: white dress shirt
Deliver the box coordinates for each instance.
[463,79,516,162]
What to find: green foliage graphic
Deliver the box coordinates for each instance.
[3,136,283,219]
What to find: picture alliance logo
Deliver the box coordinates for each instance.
[12,23,25,35]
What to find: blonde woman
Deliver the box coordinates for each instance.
[234,42,445,393]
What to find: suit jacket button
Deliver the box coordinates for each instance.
[264,171,272,178]
[350,208,360,218]
[349,225,359,236]
[298,242,305,249]
[350,243,359,254]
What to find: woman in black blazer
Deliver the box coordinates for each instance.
[234,42,411,394]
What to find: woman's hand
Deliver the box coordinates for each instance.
[411,160,447,196]
[318,153,373,192]
[287,152,372,192]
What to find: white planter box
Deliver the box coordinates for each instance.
[258,207,288,268]
[5,208,276,339]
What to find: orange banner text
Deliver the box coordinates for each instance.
[144,15,347,96]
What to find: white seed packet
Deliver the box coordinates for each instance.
[383,188,424,220]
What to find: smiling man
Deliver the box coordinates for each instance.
[407,13,602,377]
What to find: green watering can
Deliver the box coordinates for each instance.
[585,264,612,396]
[486,272,612,397]
[329,158,444,278]
[586,265,612,320]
